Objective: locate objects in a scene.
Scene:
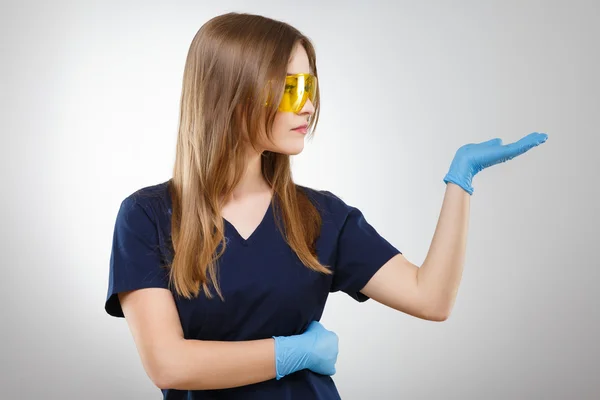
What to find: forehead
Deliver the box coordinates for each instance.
[286,43,312,75]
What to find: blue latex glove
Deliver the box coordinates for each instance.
[443,132,548,195]
[273,320,339,380]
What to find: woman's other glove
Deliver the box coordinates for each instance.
[272,320,339,380]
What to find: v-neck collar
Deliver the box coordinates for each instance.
[222,198,274,247]
[164,180,276,247]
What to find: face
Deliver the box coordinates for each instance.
[260,43,315,155]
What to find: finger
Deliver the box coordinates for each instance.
[502,132,548,159]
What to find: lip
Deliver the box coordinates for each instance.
[292,124,308,134]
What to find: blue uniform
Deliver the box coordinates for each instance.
[105,180,401,399]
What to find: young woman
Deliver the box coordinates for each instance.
[104,12,548,400]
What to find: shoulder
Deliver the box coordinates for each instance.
[117,179,173,221]
[295,184,355,230]
[111,180,174,258]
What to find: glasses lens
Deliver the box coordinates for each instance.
[278,74,317,112]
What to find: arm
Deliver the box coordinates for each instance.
[119,287,339,390]
[361,132,548,321]
[119,288,276,390]
[360,182,468,321]
[417,182,469,318]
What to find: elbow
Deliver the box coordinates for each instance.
[423,300,452,322]
[418,308,449,322]
[433,303,453,322]
[144,342,184,390]
[150,368,175,391]
[147,357,175,390]
[414,307,449,322]
[429,311,450,322]
[151,361,189,390]
[148,340,209,391]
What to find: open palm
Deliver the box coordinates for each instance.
[443,132,548,194]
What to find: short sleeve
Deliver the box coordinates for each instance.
[104,196,170,318]
[330,202,402,302]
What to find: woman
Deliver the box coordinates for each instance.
[104,12,547,399]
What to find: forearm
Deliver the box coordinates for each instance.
[418,182,470,318]
[156,337,276,390]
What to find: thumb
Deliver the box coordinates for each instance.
[479,138,503,147]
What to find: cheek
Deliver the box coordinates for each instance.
[272,112,289,133]
[264,112,304,154]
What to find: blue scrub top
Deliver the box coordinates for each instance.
[105,180,401,399]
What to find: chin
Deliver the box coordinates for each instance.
[269,138,305,155]
[280,145,304,156]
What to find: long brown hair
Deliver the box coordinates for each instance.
[167,12,331,300]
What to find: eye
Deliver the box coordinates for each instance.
[284,84,296,92]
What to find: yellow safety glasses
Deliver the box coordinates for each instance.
[264,73,318,113]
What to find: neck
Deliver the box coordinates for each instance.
[229,146,271,201]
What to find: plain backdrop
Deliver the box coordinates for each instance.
[1,0,598,399]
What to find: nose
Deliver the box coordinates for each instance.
[298,97,315,117]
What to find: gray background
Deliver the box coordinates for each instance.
[1,0,598,399]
